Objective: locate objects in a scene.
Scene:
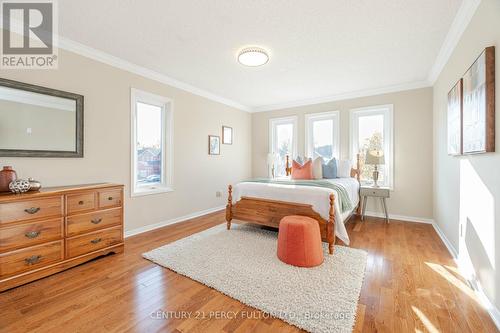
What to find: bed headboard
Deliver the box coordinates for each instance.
[285,155,361,183]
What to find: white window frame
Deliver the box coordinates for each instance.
[349,104,394,189]
[131,88,174,197]
[305,111,340,160]
[269,116,298,176]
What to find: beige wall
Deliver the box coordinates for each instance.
[252,88,433,220]
[0,47,252,233]
[433,0,500,312]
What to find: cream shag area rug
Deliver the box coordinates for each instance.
[143,224,367,333]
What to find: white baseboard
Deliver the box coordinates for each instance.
[431,221,458,258]
[364,211,434,224]
[431,222,500,330]
[124,205,225,238]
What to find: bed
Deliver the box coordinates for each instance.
[226,155,361,254]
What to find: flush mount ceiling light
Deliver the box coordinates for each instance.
[237,47,269,67]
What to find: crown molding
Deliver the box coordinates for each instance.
[54,37,431,114]
[427,0,481,84]
[56,37,252,112]
[252,80,431,112]
[49,0,477,114]
[53,37,433,113]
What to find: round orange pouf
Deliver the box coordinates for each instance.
[277,215,324,267]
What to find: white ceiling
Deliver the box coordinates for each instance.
[59,0,463,111]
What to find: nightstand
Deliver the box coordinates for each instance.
[360,186,390,223]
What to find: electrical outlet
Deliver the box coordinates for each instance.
[215,191,222,198]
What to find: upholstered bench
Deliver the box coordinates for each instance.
[277,215,324,267]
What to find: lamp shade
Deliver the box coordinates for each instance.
[365,149,385,165]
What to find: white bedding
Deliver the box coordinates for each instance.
[232,178,359,244]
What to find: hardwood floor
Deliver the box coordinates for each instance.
[0,212,497,333]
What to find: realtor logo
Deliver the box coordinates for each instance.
[1,0,58,69]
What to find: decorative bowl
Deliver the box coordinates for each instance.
[9,179,31,194]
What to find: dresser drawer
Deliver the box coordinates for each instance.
[0,196,63,225]
[0,218,63,252]
[0,240,63,278]
[98,189,122,209]
[66,192,96,214]
[66,226,122,258]
[66,208,122,237]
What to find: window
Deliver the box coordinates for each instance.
[305,111,340,161]
[350,105,393,188]
[269,116,297,177]
[131,88,173,196]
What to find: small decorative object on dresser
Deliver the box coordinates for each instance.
[0,183,124,292]
[0,166,17,192]
[222,126,233,145]
[208,135,220,155]
[27,178,42,191]
[8,179,31,194]
[360,186,390,223]
[365,149,385,187]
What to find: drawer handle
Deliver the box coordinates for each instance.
[25,255,42,265]
[108,196,113,201]
[25,231,41,239]
[91,218,102,224]
[78,200,84,205]
[90,238,102,244]
[24,207,40,214]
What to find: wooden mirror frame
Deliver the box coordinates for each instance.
[0,78,84,158]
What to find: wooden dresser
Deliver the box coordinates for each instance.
[0,183,124,292]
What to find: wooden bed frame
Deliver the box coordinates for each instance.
[226,155,361,255]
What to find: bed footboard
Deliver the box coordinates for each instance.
[226,185,336,254]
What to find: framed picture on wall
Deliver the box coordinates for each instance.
[208,135,220,155]
[462,46,495,154]
[447,79,463,155]
[222,126,233,144]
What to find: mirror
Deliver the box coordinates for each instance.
[0,78,83,157]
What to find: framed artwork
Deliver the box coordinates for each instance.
[208,135,220,155]
[462,46,495,154]
[447,79,463,155]
[222,126,233,144]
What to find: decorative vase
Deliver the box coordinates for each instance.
[0,166,17,192]
[9,179,31,194]
[27,178,42,191]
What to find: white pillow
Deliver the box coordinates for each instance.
[337,159,352,178]
[312,157,323,179]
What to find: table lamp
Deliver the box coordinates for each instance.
[365,149,385,187]
[267,153,278,178]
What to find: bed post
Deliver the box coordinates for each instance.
[328,193,335,255]
[356,153,362,215]
[356,153,361,183]
[226,185,233,230]
[285,155,291,176]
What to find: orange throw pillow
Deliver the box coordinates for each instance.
[291,159,313,180]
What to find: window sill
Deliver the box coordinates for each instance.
[131,185,174,197]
